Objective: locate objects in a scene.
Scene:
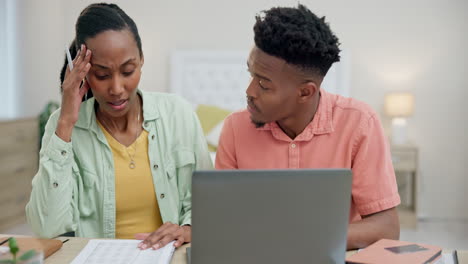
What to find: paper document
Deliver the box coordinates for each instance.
[433,252,458,264]
[70,239,175,264]
[0,246,9,255]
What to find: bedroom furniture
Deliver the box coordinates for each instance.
[391,144,418,228]
[0,118,38,232]
[385,92,414,145]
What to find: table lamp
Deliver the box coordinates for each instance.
[385,92,414,145]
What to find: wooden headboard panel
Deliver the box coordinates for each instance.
[0,118,38,232]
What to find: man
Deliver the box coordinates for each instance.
[215,4,400,250]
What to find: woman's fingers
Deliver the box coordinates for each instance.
[58,44,92,127]
[73,45,84,69]
[152,236,173,250]
[134,233,151,240]
[64,47,91,92]
[63,46,79,80]
[76,49,91,80]
[137,222,184,250]
[79,79,90,98]
[173,236,185,248]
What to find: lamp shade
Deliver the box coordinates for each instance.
[385,92,414,117]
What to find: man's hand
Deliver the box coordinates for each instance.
[135,222,191,250]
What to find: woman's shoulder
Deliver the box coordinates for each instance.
[141,90,195,115]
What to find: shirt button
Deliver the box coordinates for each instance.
[151,135,155,140]
[291,143,296,148]
[61,150,67,156]
[160,193,165,199]
[53,182,59,188]
[153,164,159,169]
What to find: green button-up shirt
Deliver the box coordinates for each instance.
[26,90,213,238]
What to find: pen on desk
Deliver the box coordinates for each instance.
[0,237,12,246]
[62,239,70,244]
[65,44,74,71]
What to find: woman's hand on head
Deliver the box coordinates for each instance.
[56,44,91,142]
[135,222,191,250]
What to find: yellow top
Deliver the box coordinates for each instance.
[98,121,163,239]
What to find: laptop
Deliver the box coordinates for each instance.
[189,169,352,264]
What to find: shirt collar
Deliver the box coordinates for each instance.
[256,88,334,141]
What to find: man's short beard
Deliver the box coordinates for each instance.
[251,119,266,128]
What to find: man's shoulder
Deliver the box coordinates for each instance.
[226,109,251,124]
[223,109,259,134]
[329,93,377,121]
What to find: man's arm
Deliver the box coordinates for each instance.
[347,207,400,250]
[349,110,401,249]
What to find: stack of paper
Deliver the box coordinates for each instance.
[70,239,175,264]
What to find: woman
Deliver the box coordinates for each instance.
[26,3,212,250]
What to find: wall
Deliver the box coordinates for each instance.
[15,0,64,118]
[0,0,19,118]
[14,0,468,219]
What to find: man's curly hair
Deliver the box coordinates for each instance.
[254,4,341,76]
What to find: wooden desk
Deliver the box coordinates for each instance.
[44,237,467,264]
[43,237,190,264]
[2,235,466,263]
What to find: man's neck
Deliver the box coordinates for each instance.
[276,92,320,140]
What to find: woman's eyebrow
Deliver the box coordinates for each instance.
[92,58,137,69]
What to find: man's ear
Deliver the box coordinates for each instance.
[298,81,318,103]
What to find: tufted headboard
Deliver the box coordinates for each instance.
[169,50,350,110]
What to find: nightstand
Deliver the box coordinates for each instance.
[390,144,418,228]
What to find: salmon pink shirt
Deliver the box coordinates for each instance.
[215,89,400,222]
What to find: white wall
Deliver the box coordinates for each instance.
[14,0,468,219]
[0,0,18,119]
[15,0,64,118]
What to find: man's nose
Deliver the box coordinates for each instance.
[246,78,257,99]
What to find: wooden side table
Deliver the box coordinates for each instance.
[391,144,418,228]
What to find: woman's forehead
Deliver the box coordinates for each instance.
[86,30,141,66]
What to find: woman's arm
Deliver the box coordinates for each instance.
[25,111,79,238]
[26,44,92,238]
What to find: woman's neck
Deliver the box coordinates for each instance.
[97,95,142,133]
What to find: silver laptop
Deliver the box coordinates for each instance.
[190,169,352,264]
